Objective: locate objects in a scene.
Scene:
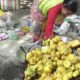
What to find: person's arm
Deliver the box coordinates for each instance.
[44,4,62,39]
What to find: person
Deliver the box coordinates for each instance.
[30,0,72,42]
[54,0,79,38]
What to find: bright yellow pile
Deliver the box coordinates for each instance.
[0,10,5,16]
[24,36,80,80]
[21,26,30,33]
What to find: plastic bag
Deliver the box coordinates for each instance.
[0,20,7,33]
[6,14,14,30]
[7,30,18,40]
[17,40,42,63]
[20,16,34,33]
[0,33,8,41]
[20,18,28,27]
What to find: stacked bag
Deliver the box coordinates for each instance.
[19,0,32,9]
[0,0,32,11]
[0,0,19,11]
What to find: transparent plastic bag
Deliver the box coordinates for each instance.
[6,16,14,30]
[20,18,28,27]
[0,20,7,33]
[20,16,34,33]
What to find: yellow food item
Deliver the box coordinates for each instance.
[70,65,75,71]
[68,40,80,47]
[52,35,61,43]
[77,48,80,56]
[57,60,63,66]
[21,26,30,33]
[63,75,69,80]
[63,60,71,68]
[57,66,65,72]
[73,70,79,77]
[41,46,49,53]
[75,63,80,70]
[67,54,77,63]
[55,51,61,58]
[57,41,65,46]
[0,10,4,16]
[66,71,73,79]
[44,65,52,73]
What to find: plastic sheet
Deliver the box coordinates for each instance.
[17,40,42,63]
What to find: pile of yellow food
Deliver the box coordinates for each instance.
[24,36,80,80]
[21,26,30,33]
[0,10,5,16]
